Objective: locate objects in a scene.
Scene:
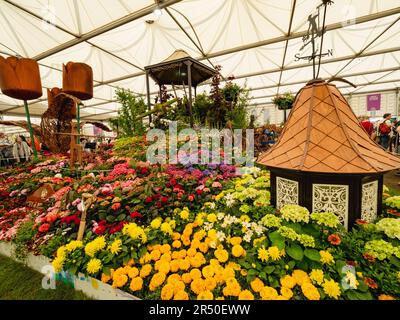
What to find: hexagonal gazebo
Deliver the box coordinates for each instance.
[258,79,400,229]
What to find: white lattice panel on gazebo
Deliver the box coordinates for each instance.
[312,184,349,229]
[361,180,378,223]
[276,177,299,209]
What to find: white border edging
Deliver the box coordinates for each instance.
[0,241,140,300]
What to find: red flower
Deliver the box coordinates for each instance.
[188,194,195,201]
[144,196,153,203]
[363,253,376,263]
[364,277,378,289]
[327,234,341,245]
[38,223,50,233]
[109,223,123,234]
[161,196,168,204]
[196,189,203,195]
[153,193,161,199]
[130,211,143,219]
[356,219,368,225]
[94,224,106,235]
[140,167,149,174]
[156,201,162,208]
[73,217,81,225]
[169,178,177,186]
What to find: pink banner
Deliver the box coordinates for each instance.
[367,94,381,111]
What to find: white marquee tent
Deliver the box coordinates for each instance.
[0,0,399,124]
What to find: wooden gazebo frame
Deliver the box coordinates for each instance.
[144,50,215,127]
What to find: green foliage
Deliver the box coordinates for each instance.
[12,221,36,261]
[110,88,147,137]
[40,235,65,258]
[112,136,148,161]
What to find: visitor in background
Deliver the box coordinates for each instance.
[377,113,392,150]
[27,135,41,152]
[12,135,32,163]
[360,116,374,137]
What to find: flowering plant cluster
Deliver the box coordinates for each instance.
[0,136,398,300]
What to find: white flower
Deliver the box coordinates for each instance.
[243,231,253,243]
[203,222,214,231]
[224,193,235,207]
[217,212,225,220]
[216,231,226,242]
[209,202,216,209]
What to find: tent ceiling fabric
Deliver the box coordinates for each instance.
[0,0,399,121]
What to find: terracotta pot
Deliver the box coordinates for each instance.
[0,56,43,100]
[47,87,62,109]
[63,62,93,100]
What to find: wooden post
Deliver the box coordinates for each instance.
[77,193,96,241]
[145,70,152,123]
[185,61,194,128]
[23,100,38,159]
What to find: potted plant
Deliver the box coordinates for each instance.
[272,92,295,122]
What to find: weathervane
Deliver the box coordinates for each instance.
[294,0,334,79]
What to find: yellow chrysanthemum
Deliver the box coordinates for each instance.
[84,236,106,257]
[232,244,245,258]
[128,267,139,279]
[180,258,191,271]
[301,283,320,300]
[161,283,175,300]
[180,210,189,220]
[198,290,214,300]
[322,279,341,299]
[320,250,335,265]
[238,290,254,300]
[52,256,64,273]
[190,268,202,280]
[150,218,162,229]
[65,240,83,252]
[150,272,166,289]
[258,246,269,262]
[182,273,192,284]
[56,246,67,259]
[250,277,264,293]
[204,278,217,291]
[129,277,143,292]
[214,248,229,263]
[158,261,170,275]
[109,239,122,255]
[260,286,278,300]
[202,265,215,279]
[160,244,171,254]
[174,290,189,300]
[172,240,182,249]
[309,269,324,285]
[267,246,281,261]
[139,264,152,278]
[112,274,128,288]
[280,275,296,289]
[101,273,111,283]
[292,270,311,286]
[191,278,206,295]
[280,287,293,300]
[86,258,102,274]
[207,213,217,223]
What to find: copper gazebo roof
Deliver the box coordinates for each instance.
[144,49,215,86]
[257,80,400,174]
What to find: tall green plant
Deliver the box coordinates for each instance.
[110,88,147,137]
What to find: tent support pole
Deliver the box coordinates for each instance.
[23,100,37,159]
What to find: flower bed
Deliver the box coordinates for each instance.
[0,139,399,300]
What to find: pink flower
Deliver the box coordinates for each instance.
[212,181,222,188]
[188,194,195,201]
